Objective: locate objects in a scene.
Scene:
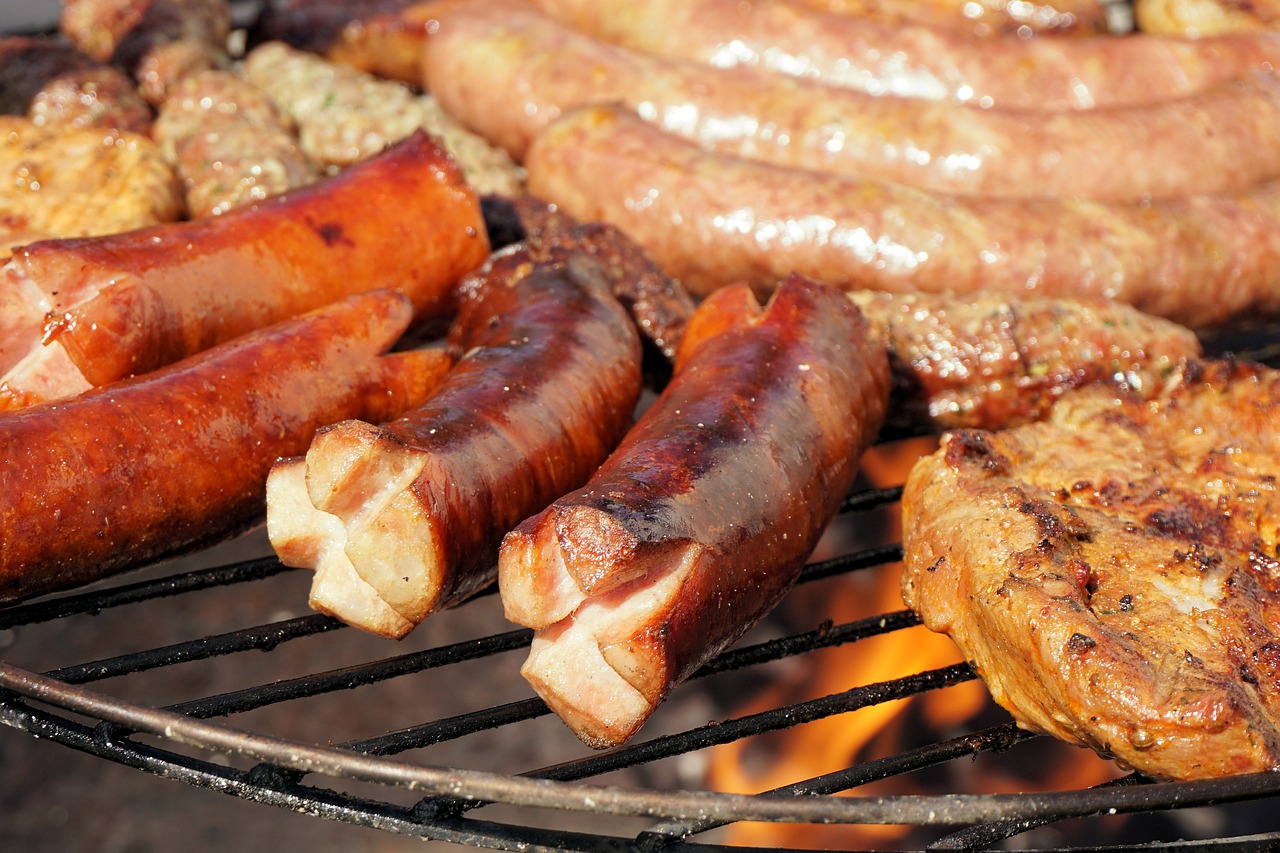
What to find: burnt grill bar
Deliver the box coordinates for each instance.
[5,473,1280,851]
[6,335,1280,849]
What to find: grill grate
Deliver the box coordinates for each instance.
[4,437,1280,851]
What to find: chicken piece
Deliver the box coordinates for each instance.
[0,117,183,255]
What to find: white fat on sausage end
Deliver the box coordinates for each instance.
[498,512,588,630]
[302,419,448,630]
[518,544,698,748]
[266,455,416,639]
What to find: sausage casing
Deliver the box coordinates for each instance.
[525,105,1280,330]
[0,289,448,603]
[521,0,1280,110]
[423,0,1280,202]
[266,237,644,638]
[2,129,488,407]
[499,276,890,747]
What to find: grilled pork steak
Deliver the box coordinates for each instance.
[902,359,1280,780]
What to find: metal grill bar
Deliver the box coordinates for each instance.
[5,464,1280,849]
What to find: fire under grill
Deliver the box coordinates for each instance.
[5,334,1280,853]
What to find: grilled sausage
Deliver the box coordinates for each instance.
[153,69,320,217]
[248,0,441,84]
[423,0,1280,202]
[499,276,890,748]
[524,105,1280,330]
[786,0,1110,35]
[519,0,1279,110]
[59,0,232,105]
[0,289,450,603]
[266,236,644,639]
[0,36,152,133]
[0,129,488,409]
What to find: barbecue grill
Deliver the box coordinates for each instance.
[6,1,1280,847]
[5,344,1280,852]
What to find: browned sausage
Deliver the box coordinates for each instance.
[498,276,890,748]
[0,289,450,603]
[423,0,1280,202]
[786,0,1110,36]
[60,0,232,104]
[249,0,441,84]
[265,235,644,639]
[1,129,488,409]
[520,0,1279,110]
[525,105,1280,330]
[0,36,152,133]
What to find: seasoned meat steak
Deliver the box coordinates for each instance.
[902,359,1280,780]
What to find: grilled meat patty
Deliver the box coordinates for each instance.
[852,290,1200,431]
[902,359,1280,780]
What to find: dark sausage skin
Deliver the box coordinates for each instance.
[59,0,232,104]
[498,276,891,747]
[266,237,644,638]
[522,0,1280,110]
[0,289,450,603]
[0,36,152,133]
[525,105,1280,331]
[2,129,488,407]
[422,0,1280,202]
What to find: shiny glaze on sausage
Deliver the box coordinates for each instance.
[522,0,1279,110]
[1,129,488,408]
[266,237,643,638]
[525,105,1280,330]
[498,276,890,747]
[0,289,449,603]
[423,0,1280,202]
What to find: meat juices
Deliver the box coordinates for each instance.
[499,276,891,748]
[902,359,1280,780]
[266,238,644,639]
[525,105,1280,329]
[521,0,1280,109]
[0,289,449,603]
[1,130,488,409]
[423,0,1280,202]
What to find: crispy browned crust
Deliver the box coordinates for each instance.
[267,233,644,638]
[1,130,487,408]
[501,276,891,747]
[0,290,440,603]
[525,105,1280,329]
[851,291,1201,431]
[248,0,433,83]
[902,359,1280,780]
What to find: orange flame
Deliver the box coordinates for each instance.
[704,437,1121,849]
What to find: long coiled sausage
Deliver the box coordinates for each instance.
[422,0,1280,202]
[525,105,1280,330]
[0,289,449,603]
[521,0,1280,110]
[266,235,644,639]
[498,276,890,748]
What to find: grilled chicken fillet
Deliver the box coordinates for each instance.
[902,359,1280,780]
